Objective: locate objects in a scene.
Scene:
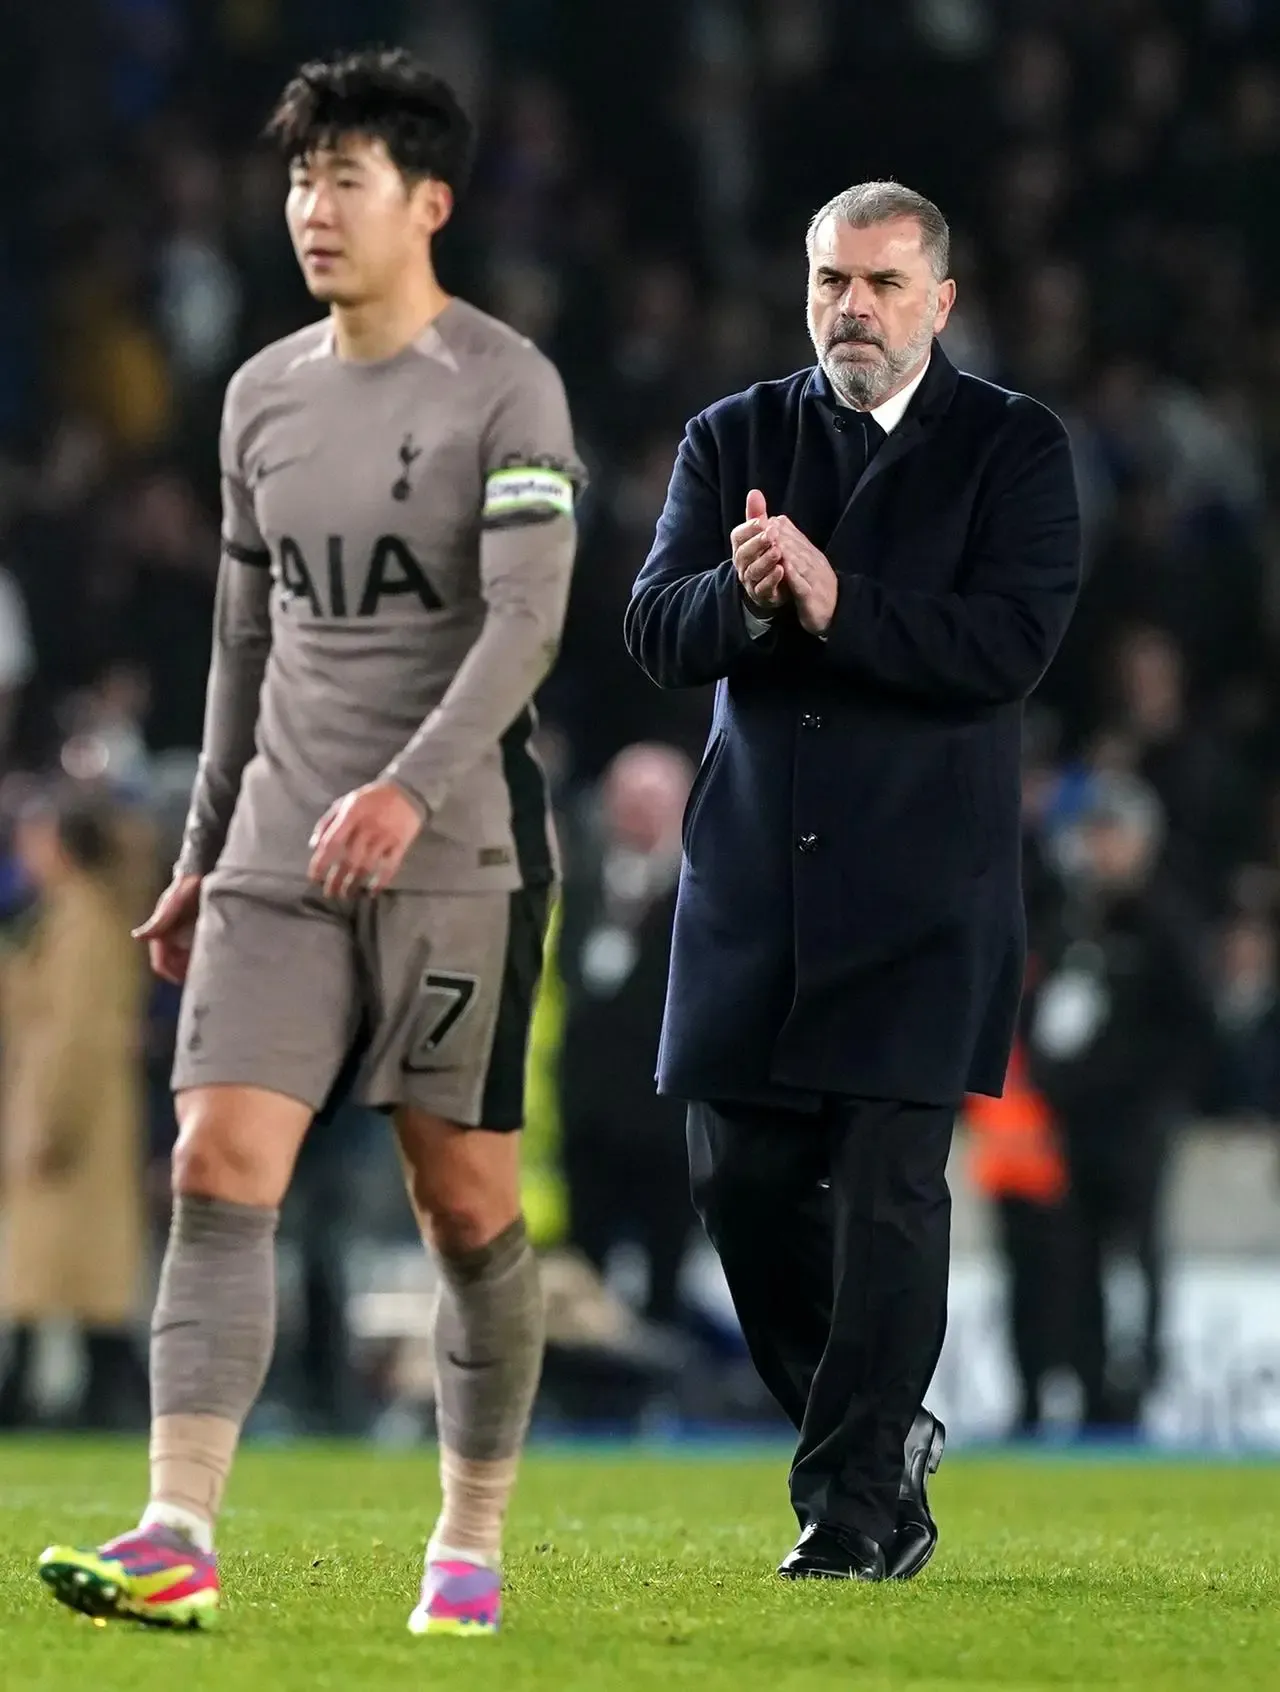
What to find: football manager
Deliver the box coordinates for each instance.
[624,180,1081,1581]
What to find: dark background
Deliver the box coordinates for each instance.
[1,0,1278,1443]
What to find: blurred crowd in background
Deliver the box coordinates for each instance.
[1,0,1279,1440]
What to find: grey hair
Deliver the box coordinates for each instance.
[806,181,951,280]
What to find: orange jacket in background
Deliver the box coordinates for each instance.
[965,1036,1067,1205]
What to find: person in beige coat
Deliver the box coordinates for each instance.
[0,789,154,1426]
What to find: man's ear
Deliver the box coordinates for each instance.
[413,175,454,238]
[933,277,957,334]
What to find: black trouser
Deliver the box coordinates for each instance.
[271,1106,364,1431]
[688,1095,955,1547]
[1061,1112,1168,1427]
[993,1196,1068,1432]
[0,1324,35,1426]
[0,1324,147,1429]
[563,1109,694,1325]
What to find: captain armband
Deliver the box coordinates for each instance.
[481,463,577,529]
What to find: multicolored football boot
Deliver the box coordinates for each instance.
[407,1557,501,1637]
[37,1525,219,1629]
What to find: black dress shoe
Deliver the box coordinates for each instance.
[778,1522,885,1582]
[884,1408,946,1580]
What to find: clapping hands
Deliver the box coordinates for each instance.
[731,489,840,636]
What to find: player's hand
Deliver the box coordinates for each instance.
[133,874,203,985]
[731,489,789,614]
[308,781,424,900]
[768,516,840,636]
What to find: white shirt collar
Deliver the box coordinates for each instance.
[836,355,930,435]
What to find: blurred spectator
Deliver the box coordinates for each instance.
[4,421,110,761]
[1203,912,1280,1123]
[0,787,154,1428]
[57,666,155,799]
[87,467,218,753]
[265,1100,381,1436]
[154,138,242,394]
[602,262,703,453]
[1,2,1279,1438]
[557,743,695,1327]
[51,225,173,457]
[1026,773,1214,1431]
[554,433,711,780]
[1100,626,1254,907]
[965,1035,1069,1438]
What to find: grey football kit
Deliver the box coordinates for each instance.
[172,301,584,1126]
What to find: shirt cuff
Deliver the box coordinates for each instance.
[742,601,776,639]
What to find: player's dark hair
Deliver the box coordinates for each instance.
[265,47,474,195]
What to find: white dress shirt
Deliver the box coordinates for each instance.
[743,356,931,637]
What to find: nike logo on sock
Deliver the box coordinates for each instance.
[445,1353,497,1372]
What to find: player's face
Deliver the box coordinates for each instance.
[807,215,956,409]
[285,135,452,307]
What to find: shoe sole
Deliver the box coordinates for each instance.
[777,1567,882,1582]
[888,1416,946,1582]
[37,1550,218,1630]
[408,1609,499,1637]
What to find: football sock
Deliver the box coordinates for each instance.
[428,1218,544,1567]
[140,1492,217,1555]
[144,1194,280,1543]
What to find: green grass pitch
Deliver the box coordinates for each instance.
[1,1437,1277,1691]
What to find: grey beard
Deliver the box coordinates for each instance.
[820,350,885,408]
[816,316,935,408]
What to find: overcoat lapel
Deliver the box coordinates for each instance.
[820,343,961,561]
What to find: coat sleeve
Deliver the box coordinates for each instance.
[624,414,778,688]
[175,372,274,876]
[5,906,127,1165]
[382,351,583,815]
[819,403,1081,706]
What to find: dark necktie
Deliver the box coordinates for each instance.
[829,408,887,515]
[858,410,887,469]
